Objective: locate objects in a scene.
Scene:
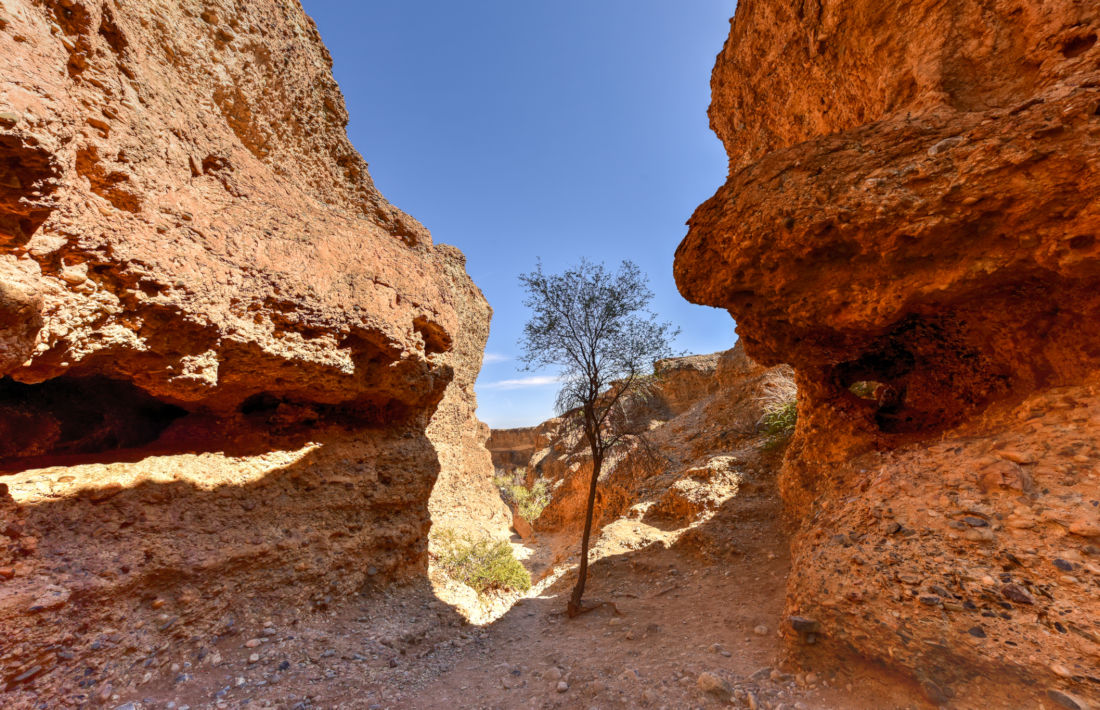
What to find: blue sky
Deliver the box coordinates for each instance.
[301,1,739,428]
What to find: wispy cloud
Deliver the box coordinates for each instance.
[479,375,561,390]
[482,352,510,364]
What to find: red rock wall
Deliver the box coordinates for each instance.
[0,0,496,702]
[676,1,1100,706]
[0,0,464,414]
[487,421,560,480]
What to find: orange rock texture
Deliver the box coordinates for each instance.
[1,0,462,415]
[676,1,1100,706]
[0,0,497,702]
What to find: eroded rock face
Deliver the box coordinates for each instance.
[676,0,1100,705]
[652,351,721,415]
[0,0,463,420]
[678,1,1100,471]
[426,252,511,540]
[783,387,1100,708]
[0,0,495,701]
[487,420,559,480]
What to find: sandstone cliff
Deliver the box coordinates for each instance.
[486,420,558,481]
[426,254,511,541]
[675,1,1100,706]
[0,0,495,702]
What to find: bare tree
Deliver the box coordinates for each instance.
[518,259,677,617]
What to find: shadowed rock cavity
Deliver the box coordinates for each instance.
[0,129,61,246]
[0,376,186,463]
[676,0,1100,705]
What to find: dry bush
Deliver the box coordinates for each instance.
[755,366,797,448]
[493,473,551,520]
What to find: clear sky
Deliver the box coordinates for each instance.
[301,1,739,428]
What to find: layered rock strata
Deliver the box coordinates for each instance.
[675,0,1100,706]
[0,0,494,702]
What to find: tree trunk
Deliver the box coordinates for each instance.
[567,429,602,617]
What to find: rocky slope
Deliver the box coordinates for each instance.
[675,1,1100,707]
[490,346,793,558]
[0,0,497,703]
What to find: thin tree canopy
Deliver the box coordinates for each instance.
[517,258,678,616]
[519,259,679,451]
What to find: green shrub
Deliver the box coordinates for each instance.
[433,530,531,595]
[513,479,551,520]
[759,399,797,449]
[493,472,551,520]
[492,472,513,493]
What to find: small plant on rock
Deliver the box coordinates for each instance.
[494,474,552,521]
[759,399,797,448]
[849,380,879,399]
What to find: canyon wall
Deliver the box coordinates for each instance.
[486,421,558,481]
[492,347,790,543]
[0,0,495,702]
[676,0,1100,707]
[425,253,511,540]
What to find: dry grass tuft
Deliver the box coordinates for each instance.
[755,366,797,448]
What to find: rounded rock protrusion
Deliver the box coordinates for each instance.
[0,278,43,375]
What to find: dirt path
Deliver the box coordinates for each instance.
[407,479,921,710]
[103,472,921,710]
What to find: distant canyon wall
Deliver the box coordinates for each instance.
[489,346,789,541]
[676,1,1100,707]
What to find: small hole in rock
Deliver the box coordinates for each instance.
[1062,33,1097,58]
[413,316,452,355]
[1069,235,1095,250]
[240,392,281,415]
